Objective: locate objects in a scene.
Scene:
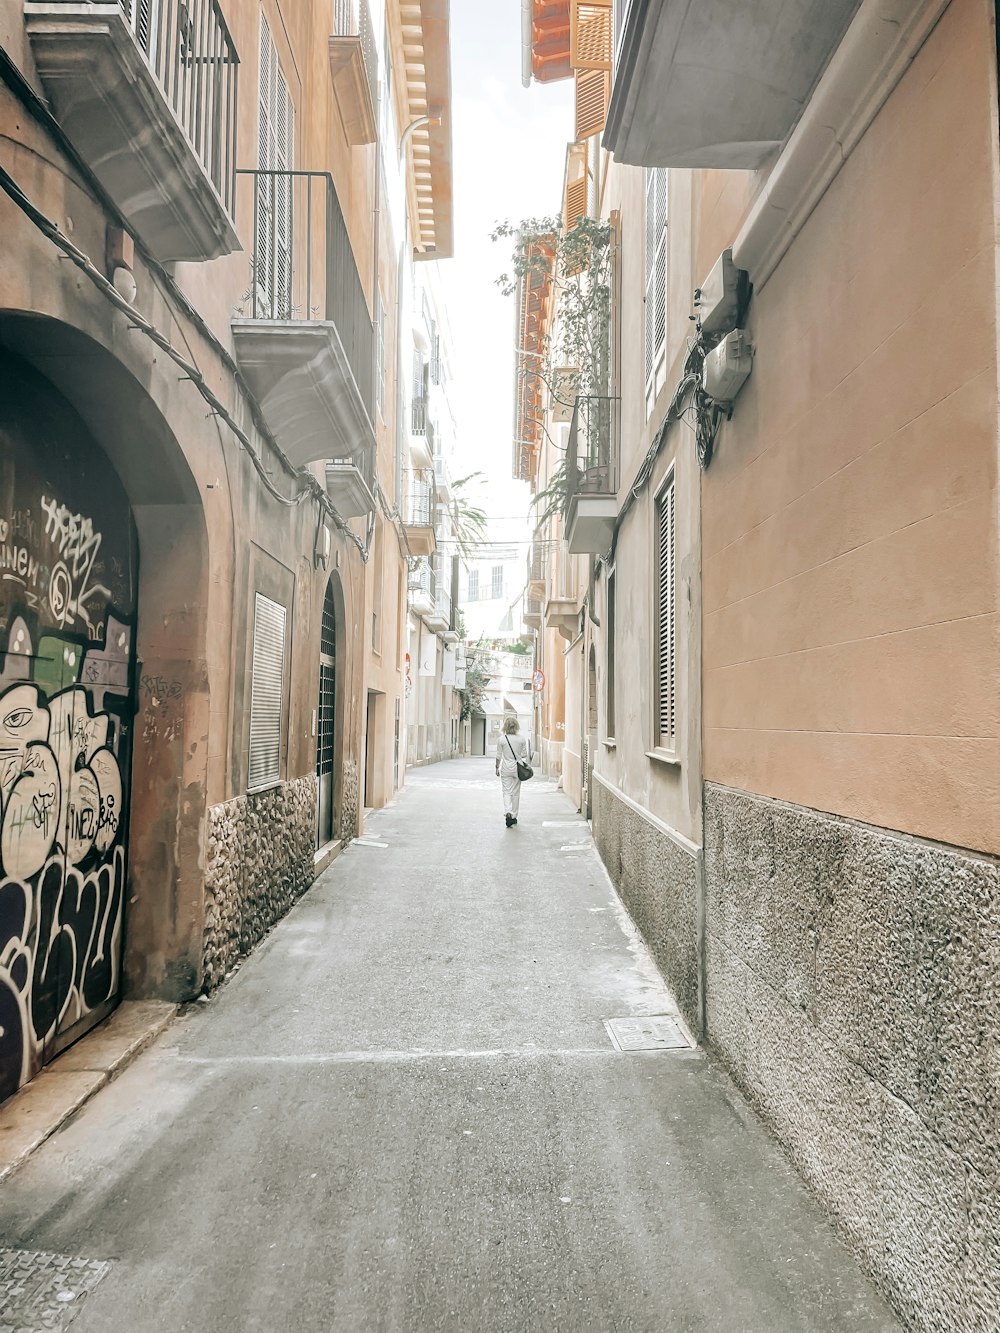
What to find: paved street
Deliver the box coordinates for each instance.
[0,759,896,1332]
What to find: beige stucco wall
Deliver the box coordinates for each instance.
[699,0,999,855]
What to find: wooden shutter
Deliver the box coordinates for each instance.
[606,569,616,739]
[644,168,667,393]
[575,67,610,141]
[656,478,676,748]
[249,592,286,788]
[256,16,294,318]
[571,0,612,71]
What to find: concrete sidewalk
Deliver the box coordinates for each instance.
[0,758,897,1332]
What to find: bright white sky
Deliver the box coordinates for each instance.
[437,2,573,549]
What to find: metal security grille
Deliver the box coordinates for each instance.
[644,167,667,398]
[249,592,285,788]
[656,476,676,748]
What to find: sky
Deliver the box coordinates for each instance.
[436,2,573,548]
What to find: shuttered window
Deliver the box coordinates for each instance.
[375,290,386,416]
[570,0,613,70]
[606,568,616,739]
[491,565,503,600]
[256,15,294,319]
[249,592,286,788]
[575,67,610,141]
[468,569,479,601]
[644,167,667,406]
[655,476,676,750]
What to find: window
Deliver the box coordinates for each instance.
[249,592,286,788]
[257,15,294,318]
[468,569,480,601]
[606,568,616,739]
[491,565,503,600]
[375,290,386,417]
[644,167,667,410]
[654,475,676,750]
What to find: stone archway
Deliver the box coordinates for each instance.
[0,314,213,1015]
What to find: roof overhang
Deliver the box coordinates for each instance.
[399,0,454,260]
[529,1,572,83]
[604,0,862,169]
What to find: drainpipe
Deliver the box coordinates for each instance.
[520,0,533,88]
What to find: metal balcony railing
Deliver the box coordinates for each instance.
[411,396,428,435]
[408,557,432,598]
[236,168,374,418]
[332,0,377,100]
[566,395,620,506]
[405,467,436,527]
[115,0,238,213]
[433,580,452,627]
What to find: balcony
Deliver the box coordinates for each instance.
[231,169,375,469]
[325,449,374,518]
[403,467,436,557]
[527,537,549,599]
[604,0,861,169]
[408,558,434,616]
[25,0,239,261]
[524,593,543,631]
[565,395,618,555]
[328,0,377,145]
[544,545,579,640]
[425,580,452,635]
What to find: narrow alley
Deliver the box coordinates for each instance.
[0,760,895,1332]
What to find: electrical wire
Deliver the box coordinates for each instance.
[0,50,369,562]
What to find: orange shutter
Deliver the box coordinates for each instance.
[570,0,612,71]
[575,67,610,140]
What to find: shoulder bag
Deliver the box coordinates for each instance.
[507,736,533,782]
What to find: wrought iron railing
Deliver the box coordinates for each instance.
[118,0,238,214]
[566,395,620,506]
[236,168,374,419]
[411,396,428,434]
[408,557,433,599]
[433,580,452,627]
[404,467,436,527]
[332,0,377,103]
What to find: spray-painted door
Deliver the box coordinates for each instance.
[0,363,137,1102]
[316,582,337,846]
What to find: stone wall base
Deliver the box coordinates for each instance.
[592,774,701,1029]
[203,774,318,989]
[704,783,999,1332]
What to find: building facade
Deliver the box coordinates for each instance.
[0,0,453,1102]
[517,2,999,1328]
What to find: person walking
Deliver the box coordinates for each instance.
[496,715,532,827]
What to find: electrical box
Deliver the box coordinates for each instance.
[696,248,748,340]
[704,329,754,403]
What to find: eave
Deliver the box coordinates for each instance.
[399,0,454,260]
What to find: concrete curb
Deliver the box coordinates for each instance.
[0,1000,177,1183]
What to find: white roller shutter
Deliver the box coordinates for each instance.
[249,592,286,788]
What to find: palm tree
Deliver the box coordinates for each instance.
[448,472,489,563]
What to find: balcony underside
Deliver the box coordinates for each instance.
[26,4,239,261]
[604,0,861,169]
[566,493,616,555]
[524,607,543,630]
[325,462,374,518]
[328,37,377,145]
[424,611,450,634]
[404,524,436,558]
[231,320,375,469]
[545,597,579,641]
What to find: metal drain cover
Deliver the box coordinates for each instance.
[603,1016,691,1052]
[0,1249,110,1331]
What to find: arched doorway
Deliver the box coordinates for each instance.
[0,353,138,1101]
[316,575,342,847]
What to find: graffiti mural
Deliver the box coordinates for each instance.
[0,356,137,1102]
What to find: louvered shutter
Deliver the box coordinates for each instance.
[565,175,587,234]
[256,16,294,319]
[571,0,612,70]
[122,0,155,54]
[656,478,676,748]
[644,168,667,394]
[249,592,286,788]
[575,67,610,141]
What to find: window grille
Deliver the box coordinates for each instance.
[256,16,294,318]
[249,592,286,788]
[655,476,676,749]
[644,167,667,405]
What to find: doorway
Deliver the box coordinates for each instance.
[471,714,486,756]
[316,580,337,847]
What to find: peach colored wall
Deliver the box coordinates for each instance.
[700,0,999,854]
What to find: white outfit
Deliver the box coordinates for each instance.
[497,732,532,817]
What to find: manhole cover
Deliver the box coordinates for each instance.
[0,1249,110,1331]
[603,1016,691,1052]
